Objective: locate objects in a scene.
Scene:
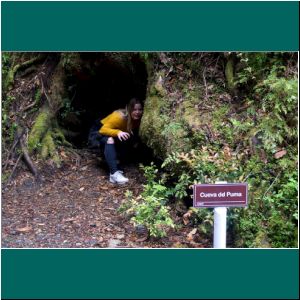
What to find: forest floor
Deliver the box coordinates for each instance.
[1,149,211,248]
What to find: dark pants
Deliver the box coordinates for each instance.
[98,134,140,174]
[99,135,118,174]
[88,125,149,174]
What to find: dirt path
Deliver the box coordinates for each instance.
[1,150,210,248]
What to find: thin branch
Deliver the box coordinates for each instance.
[23,101,37,112]
[263,172,281,199]
[202,68,208,100]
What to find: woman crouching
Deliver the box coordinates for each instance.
[98,98,143,184]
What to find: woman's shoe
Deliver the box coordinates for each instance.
[109,171,129,184]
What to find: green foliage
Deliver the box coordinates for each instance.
[1,172,10,184]
[138,52,298,247]
[161,140,297,248]
[1,53,11,87]
[190,207,214,238]
[34,89,42,105]
[254,70,298,154]
[235,52,269,86]
[163,147,243,184]
[263,171,298,247]
[119,163,175,238]
[139,52,298,247]
[2,95,18,144]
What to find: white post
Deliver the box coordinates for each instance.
[213,207,227,248]
[213,181,227,248]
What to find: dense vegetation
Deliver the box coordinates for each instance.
[2,52,298,248]
[128,52,298,248]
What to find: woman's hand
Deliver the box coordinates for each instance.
[117,131,130,141]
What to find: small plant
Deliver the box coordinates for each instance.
[118,163,175,238]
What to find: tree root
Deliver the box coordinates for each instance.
[20,138,38,177]
[4,54,46,91]
[28,108,53,153]
[7,153,23,184]
[41,129,61,167]
[3,129,25,171]
[4,133,39,184]
[53,127,73,148]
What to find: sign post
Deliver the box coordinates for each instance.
[213,206,227,248]
[193,182,248,248]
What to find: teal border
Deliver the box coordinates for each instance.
[1,249,299,299]
[1,1,299,299]
[1,1,299,51]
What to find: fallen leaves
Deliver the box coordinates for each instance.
[63,217,77,222]
[2,148,211,248]
[183,210,194,225]
[187,228,197,241]
[274,149,287,159]
[60,151,67,158]
[16,226,32,233]
[176,64,184,70]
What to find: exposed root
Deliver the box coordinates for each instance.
[53,127,73,148]
[20,138,38,177]
[40,130,61,167]
[7,153,23,184]
[3,129,25,171]
[28,108,52,153]
[4,54,46,91]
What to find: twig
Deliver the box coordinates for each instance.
[263,172,281,199]
[202,68,208,100]
[23,101,37,112]
[203,124,213,143]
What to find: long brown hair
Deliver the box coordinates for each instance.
[125,98,143,132]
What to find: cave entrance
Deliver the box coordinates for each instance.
[59,53,148,148]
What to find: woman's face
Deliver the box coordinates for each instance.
[131,103,143,120]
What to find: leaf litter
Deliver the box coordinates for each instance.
[2,150,210,248]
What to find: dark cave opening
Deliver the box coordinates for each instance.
[58,53,148,148]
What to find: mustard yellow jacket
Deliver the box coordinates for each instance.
[99,111,127,137]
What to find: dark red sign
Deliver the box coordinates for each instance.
[193,183,248,207]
